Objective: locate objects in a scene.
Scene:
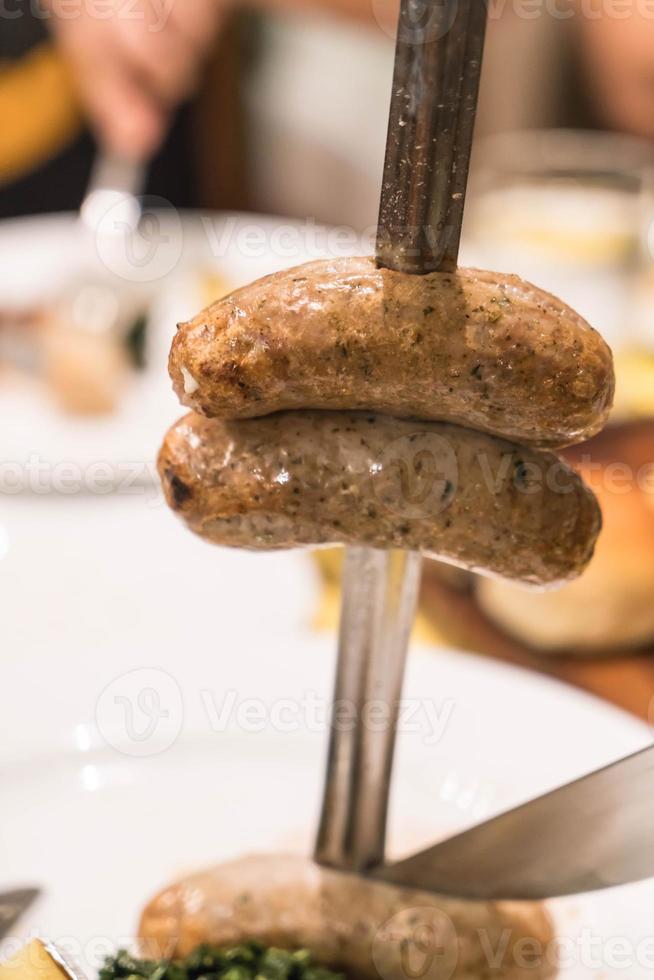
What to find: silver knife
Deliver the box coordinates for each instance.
[375,743,654,899]
[41,941,88,980]
[0,889,40,941]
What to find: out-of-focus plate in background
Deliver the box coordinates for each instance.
[0,210,347,482]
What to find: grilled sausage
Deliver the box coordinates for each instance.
[169,258,614,448]
[139,854,556,980]
[158,411,601,586]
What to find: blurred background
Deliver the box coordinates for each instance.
[6,4,654,224]
[3,1,654,715]
[6,4,654,958]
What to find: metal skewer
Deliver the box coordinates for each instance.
[315,0,487,873]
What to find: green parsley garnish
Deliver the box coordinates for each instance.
[100,943,345,980]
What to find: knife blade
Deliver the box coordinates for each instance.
[0,889,40,941]
[374,743,654,899]
[41,941,88,980]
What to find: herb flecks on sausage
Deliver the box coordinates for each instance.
[158,411,601,587]
[169,258,614,449]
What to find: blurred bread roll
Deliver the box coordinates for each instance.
[41,316,128,415]
[476,423,654,654]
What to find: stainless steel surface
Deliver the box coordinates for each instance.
[42,941,89,980]
[377,0,487,273]
[315,0,487,873]
[69,153,146,339]
[80,153,144,235]
[376,742,654,899]
[315,549,422,870]
[0,888,40,941]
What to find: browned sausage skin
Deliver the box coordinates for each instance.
[169,258,614,448]
[158,411,601,587]
[139,854,556,980]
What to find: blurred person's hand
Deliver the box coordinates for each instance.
[578,10,654,142]
[44,0,226,160]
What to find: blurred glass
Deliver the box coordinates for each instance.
[462,129,654,356]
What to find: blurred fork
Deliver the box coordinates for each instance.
[0,889,40,941]
[41,154,146,413]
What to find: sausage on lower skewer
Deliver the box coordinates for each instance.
[169,258,614,449]
[158,410,601,587]
[139,854,556,980]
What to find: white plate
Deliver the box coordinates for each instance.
[1,487,653,979]
[0,210,342,482]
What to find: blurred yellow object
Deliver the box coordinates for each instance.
[488,224,635,265]
[613,349,654,419]
[41,316,129,416]
[470,183,639,265]
[312,548,446,645]
[0,940,68,980]
[0,43,81,184]
[200,270,233,307]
